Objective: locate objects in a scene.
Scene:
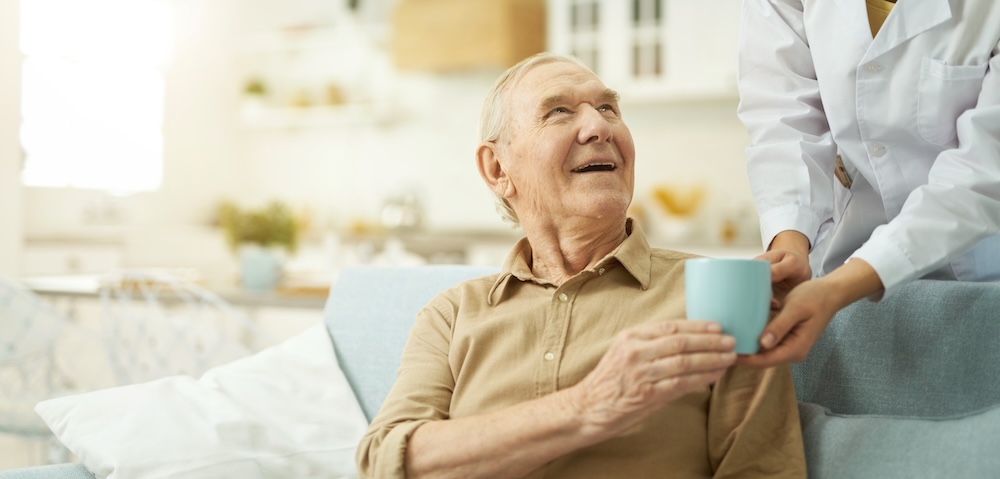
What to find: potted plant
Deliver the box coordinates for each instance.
[216,200,299,291]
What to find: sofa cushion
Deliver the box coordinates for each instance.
[792,279,1000,417]
[0,464,93,479]
[33,324,366,479]
[800,401,1000,478]
[324,265,498,421]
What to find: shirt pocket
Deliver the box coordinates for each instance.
[916,58,988,146]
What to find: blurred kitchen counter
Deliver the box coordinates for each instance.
[333,228,523,266]
[332,228,762,266]
[19,273,330,310]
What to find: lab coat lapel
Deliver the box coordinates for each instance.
[831,0,874,47]
[863,0,953,61]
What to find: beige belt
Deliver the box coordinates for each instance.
[834,154,853,189]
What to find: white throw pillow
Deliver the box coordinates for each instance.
[35,324,368,479]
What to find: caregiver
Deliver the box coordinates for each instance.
[735,0,1000,367]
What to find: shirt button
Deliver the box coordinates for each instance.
[865,62,883,73]
[868,143,886,156]
[544,352,555,361]
[598,268,606,275]
[558,293,569,302]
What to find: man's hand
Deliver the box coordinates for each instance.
[738,258,884,368]
[568,320,736,440]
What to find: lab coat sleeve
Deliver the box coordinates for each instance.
[851,40,1000,296]
[736,0,839,250]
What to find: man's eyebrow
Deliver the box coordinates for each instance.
[538,95,567,114]
[537,89,621,113]
[600,88,621,104]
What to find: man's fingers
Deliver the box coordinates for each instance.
[652,319,724,334]
[645,350,736,382]
[650,367,729,396]
[645,332,736,360]
[627,319,723,341]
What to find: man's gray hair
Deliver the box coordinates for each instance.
[479,52,593,226]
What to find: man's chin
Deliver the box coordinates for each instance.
[575,199,631,222]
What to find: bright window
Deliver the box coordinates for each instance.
[19,0,171,192]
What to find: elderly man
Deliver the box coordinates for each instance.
[356,53,806,478]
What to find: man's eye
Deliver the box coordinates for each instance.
[598,104,617,113]
[549,107,569,115]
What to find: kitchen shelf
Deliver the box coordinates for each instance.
[242,24,390,54]
[237,17,396,130]
[239,103,395,129]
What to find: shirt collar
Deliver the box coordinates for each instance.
[487,218,653,305]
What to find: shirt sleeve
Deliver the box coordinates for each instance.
[851,41,1000,297]
[355,294,458,479]
[706,365,807,478]
[737,0,839,250]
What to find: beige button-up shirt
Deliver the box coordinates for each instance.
[357,221,806,478]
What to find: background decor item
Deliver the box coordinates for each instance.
[240,78,269,120]
[216,200,300,291]
[647,183,706,244]
[391,0,546,71]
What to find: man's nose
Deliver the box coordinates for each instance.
[577,106,613,144]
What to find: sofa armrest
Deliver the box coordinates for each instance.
[792,279,1000,417]
[798,402,1000,479]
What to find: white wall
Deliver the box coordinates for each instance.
[18,0,250,278]
[238,74,753,234]
[0,0,23,276]
[7,0,758,276]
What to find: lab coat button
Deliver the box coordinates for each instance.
[865,62,883,73]
[868,144,886,157]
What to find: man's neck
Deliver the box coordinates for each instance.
[521,216,628,285]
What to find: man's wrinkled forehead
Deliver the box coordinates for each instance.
[508,60,618,111]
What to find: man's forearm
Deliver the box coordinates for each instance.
[405,388,599,479]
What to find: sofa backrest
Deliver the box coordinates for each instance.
[326,266,1000,422]
[323,265,498,421]
[791,279,1000,417]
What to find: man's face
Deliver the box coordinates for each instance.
[498,61,635,225]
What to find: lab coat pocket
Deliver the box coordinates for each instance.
[916,58,988,146]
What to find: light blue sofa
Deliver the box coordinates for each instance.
[3,265,999,478]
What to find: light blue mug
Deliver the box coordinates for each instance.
[684,258,771,354]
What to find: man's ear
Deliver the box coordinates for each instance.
[477,142,513,198]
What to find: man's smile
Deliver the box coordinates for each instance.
[571,162,616,173]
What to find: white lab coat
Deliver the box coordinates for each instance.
[737,0,1000,297]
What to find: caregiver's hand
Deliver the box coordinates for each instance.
[738,259,883,367]
[756,231,812,308]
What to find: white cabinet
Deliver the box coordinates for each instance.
[547,0,740,102]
